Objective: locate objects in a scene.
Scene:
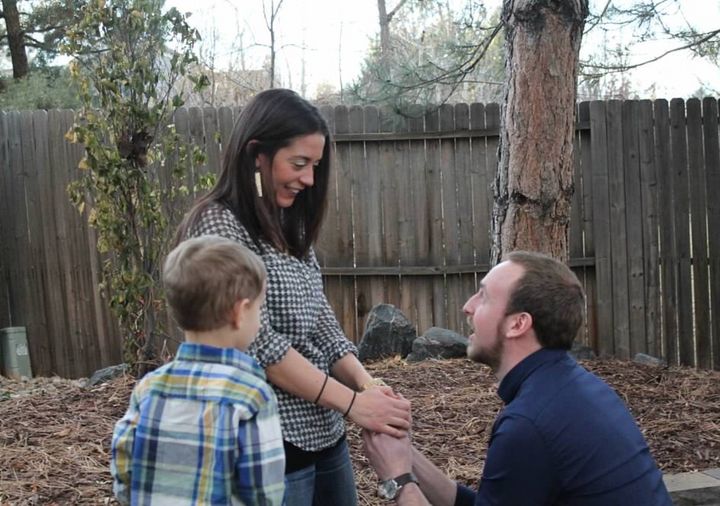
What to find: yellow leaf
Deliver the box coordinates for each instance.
[78,157,90,170]
[78,201,85,214]
[65,129,78,143]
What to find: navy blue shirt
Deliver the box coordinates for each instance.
[455,349,672,506]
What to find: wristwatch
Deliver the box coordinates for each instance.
[377,472,419,500]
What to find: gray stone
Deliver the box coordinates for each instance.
[358,304,416,362]
[88,364,129,386]
[633,353,666,367]
[670,487,720,506]
[406,327,469,362]
[569,341,596,360]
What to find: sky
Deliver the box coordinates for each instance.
[162,0,719,100]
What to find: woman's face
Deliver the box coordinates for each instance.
[257,133,326,208]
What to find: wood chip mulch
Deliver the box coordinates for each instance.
[1,357,718,505]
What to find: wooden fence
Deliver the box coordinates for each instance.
[1,99,718,378]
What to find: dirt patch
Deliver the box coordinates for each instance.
[1,357,718,505]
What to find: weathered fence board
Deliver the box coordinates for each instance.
[687,98,711,369]
[2,99,720,378]
[703,98,720,370]
[638,100,660,357]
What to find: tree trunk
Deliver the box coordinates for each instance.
[491,0,589,264]
[2,0,29,79]
[377,0,391,56]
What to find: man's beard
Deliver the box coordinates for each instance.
[467,322,504,371]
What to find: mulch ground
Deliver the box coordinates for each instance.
[1,357,718,505]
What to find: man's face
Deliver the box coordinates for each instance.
[463,261,525,370]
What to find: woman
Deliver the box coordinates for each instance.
[176,89,411,506]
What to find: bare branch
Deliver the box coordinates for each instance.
[386,0,410,23]
[582,28,720,73]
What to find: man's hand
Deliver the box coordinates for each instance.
[362,430,413,479]
[350,389,411,437]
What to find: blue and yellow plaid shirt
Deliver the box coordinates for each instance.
[111,342,285,505]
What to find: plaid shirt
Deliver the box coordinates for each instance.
[111,343,285,505]
[187,203,357,451]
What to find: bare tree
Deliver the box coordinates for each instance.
[261,0,284,88]
[491,0,589,263]
[377,0,410,55]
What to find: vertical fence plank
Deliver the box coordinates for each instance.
[638,100,660,358]
[317,106,347,339]
[440,104,464,332]
[404,111,433,335]
[703,97,720,370]
[622,101,647,357]
[19,111,54,375]
[655,99,678,365]
[47,110,76,376]
[202,106,221,180]
[378,108,401,311]
[577,102,597,349]
[590,101,614,357]
[350,105,374,338]
[670,98,694,366]
[0,112,12,331]
[455,103,475,335]
[33,110,69,376]
[333,106,358,342]
[570,103,584,262]
[687,98,711,368]
[316,105,340,267]
[607,101,631,359]
[485,103,501,262]
[470,103,490,267]
[366,107,386,312]
[425,109,446,328]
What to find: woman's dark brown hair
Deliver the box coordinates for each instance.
[176,89,331,258]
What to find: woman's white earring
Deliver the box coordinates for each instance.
[255,170,263,197]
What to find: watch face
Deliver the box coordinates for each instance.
[378,479,399,499]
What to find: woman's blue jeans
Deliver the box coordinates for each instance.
[283,439,358,506]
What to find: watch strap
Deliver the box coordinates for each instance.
[380,472,419,500]
[392,472,418,488]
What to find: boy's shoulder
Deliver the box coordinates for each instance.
[133,359,277,418]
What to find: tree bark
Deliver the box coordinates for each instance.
[491,0,589,264]
[2,0,30,78]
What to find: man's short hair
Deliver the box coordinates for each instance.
[163,236,266,331]
[505,251,585,349]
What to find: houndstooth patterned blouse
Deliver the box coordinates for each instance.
[187,202,357,451]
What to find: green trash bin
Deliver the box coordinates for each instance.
[1,327,33,380]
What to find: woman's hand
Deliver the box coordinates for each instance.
[349,388,411,437]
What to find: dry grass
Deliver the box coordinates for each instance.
[1,357,718,505]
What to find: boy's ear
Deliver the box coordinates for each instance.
[230,298,252,329]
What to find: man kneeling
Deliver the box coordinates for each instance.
[363,251,672,506]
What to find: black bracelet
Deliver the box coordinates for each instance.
[314,373,329,405]
[343,391,357,418]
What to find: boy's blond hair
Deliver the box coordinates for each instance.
[163,236,266,331]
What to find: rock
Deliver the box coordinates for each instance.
[406,327,469,362]
[633,353,666,367]
[358,304,416,362]
[569,341,596,360]
[87,364,129,387]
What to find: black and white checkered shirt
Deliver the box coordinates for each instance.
[187,202,357,451]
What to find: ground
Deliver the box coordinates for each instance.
[1,357,718,505]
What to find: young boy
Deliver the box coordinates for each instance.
[111,235,285,505]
